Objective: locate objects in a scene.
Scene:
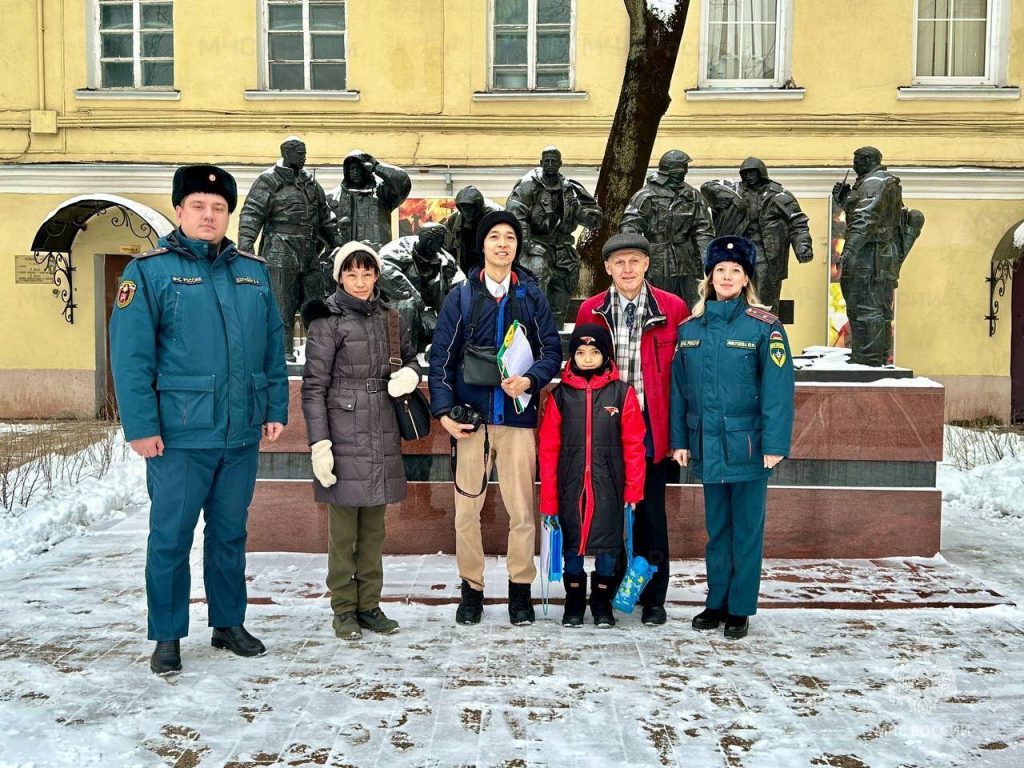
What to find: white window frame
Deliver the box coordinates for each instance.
[487,0,577,92]
[258,0,348,92]
[85,0,175,90]
[912,0,1009,86]
[697,0,793,89]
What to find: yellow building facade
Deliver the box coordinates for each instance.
[1,0,1022,420]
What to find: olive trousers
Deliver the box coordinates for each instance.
[327,504,387,615]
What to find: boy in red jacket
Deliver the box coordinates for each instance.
[538,324,647,627]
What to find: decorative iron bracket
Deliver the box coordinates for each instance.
[33,250,76,324]
[29,203,157,325]
[986,259,1016,337]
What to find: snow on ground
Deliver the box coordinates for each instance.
[0,429,1022,766]
[0,432,146,570]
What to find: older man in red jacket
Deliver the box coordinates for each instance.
[575,233,690,624]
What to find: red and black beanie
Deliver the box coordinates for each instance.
[568,322,614,376]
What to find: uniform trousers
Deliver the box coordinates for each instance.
[327,504,387,615]
[702,477,768,617]
[145,445,260,641]
[453,425,537,591]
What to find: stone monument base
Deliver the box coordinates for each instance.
[248,377,944,560]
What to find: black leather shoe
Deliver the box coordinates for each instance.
[508,581,535,626]
[150,640,181,675]
[456,579,484,625]
[641,604,667,626]
[724,614,749,640]
[211,625,266,657]
[691,607,725,631]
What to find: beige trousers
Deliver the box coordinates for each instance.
[453,424,538,591]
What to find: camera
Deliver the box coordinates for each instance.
[448,404,483,432]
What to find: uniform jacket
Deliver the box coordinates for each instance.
[237,163,339,265]
[669,297,795,483]
[109,229,289,449]
[841,165,904,279]
[575,283,690,458]
[506,169,602,270]
[326,151,411,249]
[301,287,418,507]
[738,162,812,281]
[620,176,714,281]
[428,265,563,428]
[538,363,646,556]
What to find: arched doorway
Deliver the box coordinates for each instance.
[30,195,174,417]
[990,219,1024,422]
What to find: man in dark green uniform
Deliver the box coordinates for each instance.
[110,165,290,675]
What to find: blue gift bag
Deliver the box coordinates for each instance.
[612,504,658,614]
[540,517,563,615]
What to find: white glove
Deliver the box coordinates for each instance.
[310,440,336,487]
[387,366,420,398]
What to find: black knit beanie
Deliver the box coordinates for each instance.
[475,210,524,261]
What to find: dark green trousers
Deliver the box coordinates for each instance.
[327,504,387,614]
[703,478,768,617]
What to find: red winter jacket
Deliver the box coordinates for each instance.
[575,283,690,459]
[538,362,646,555]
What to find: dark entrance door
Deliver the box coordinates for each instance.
[1011,262,1024,422]
[102,254,134,419]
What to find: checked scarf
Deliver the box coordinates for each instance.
[607,283,647,410]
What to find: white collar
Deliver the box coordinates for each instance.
[484,271,512,298]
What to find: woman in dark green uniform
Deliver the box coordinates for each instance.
[669,236,795,639]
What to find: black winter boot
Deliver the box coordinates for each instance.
[724,614,749,640]
[561,574,587,627]
[211,625,266,657]
[590,573,616,628]
[508,581,535,626]
[692,606,726,631]
[456,579,484,625]
[150,640,181,675]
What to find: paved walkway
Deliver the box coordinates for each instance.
[0,506,1022,767]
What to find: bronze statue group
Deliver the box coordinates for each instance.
[109,143,922,674]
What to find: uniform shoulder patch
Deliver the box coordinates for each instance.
[746,307,779,324]
[236,249,266,263]
[116,279,137,308]
[134,246,168,260]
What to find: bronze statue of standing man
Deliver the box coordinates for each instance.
[701,158,813,315]
[832,147,922,366]
[238,137,341,362]
[619,150,714,309]
[327,150,412,250]
[506,147,603,327]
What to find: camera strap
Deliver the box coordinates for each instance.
[450,422,490,499]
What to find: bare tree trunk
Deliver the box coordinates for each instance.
[577,0,691,294]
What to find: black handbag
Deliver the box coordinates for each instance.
[386,311,432,441]
[462,344,502,386]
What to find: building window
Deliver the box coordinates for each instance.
[914,0,1002,84]
[263,0,347,91]
[699,0,791,88]
[94,0,174,88]
[490,0,574,91]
